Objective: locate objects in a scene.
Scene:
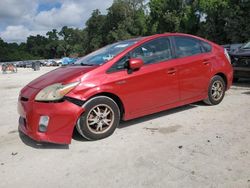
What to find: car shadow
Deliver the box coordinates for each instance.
[72,103,200,142]
[242,91,250,95]
[72,128,89,142]
[19,131,69,149]
[19,102,204,145]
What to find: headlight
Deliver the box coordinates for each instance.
[35,81,79,102]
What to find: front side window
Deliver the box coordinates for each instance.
[175,37,203,58]
[108,37,173,72]
[131,37,173,65]
[108,55,130,72]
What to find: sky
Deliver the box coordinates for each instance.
[0,0,113,43]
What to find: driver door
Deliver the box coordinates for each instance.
[105,37,180,119]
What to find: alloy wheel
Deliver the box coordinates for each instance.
[86,104,115,134]
[211,80,224,101]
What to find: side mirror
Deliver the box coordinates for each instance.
[129,58,144,71]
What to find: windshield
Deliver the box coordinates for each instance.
[74,39,140,66]
[242,41,250,49]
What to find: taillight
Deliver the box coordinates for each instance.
[224,49,231,64]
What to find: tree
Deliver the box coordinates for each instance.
[104,0,147,43]
[0,38,9,62]
[58,26,86,56]
[148,0,184,34]
[46,29,59,58]
[224,0,250,43]
[1,0,250,62]
[26,35,49,58]
[197,0,229,44]
[85,9,106,52]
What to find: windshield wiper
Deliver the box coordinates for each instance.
[80,63,95,66]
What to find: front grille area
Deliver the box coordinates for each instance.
[232,56,250,67]
[19,117,26,128]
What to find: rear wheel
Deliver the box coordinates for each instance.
[76,96,120,140]
[204,75,226,105]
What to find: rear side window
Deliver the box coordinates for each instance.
[174,37,203,58]
[131,37,173,65]
[201,41,212,53]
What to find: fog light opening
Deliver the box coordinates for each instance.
[39,116,49,132]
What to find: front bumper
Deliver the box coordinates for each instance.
[233,67,250,79]
[18,94,84,144]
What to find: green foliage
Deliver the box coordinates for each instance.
[148,0,182,33]
[104,0,147,43]
[0,38,39,61]
[224,0,250,43]
[85,9,106,52]
[1,0,250,62]
[197,0,230,43]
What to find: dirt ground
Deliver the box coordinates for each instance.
[0,67,250,188]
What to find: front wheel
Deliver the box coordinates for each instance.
[76,96,120,140]
[203,75,226,105]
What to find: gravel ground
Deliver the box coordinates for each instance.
[0,67,250,188]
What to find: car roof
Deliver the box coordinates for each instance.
[137,33,216,47]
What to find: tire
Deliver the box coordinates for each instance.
[203,75,226,105]
[76,96,120,140]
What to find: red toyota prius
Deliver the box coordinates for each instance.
[18,33,233,144]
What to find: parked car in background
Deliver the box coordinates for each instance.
[39,60,46,66]
[43,60,51,66]
[24,61,33,68]
[229,41,250,81]
[18,33,233,144]
[61,57,77,66]
[2,63,17,73]
[222,43,243,53]
[15,61,22,67]
[43,59,61,66]
[54,59,62,66]
[16,61,26,68]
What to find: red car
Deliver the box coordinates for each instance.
[18,33,233,144]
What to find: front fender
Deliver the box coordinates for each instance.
[66,83,119,102]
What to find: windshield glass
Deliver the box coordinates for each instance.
[242,41,250,49]
[74,39,141,66]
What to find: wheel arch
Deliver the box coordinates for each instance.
[215,72,228,89]
[88,92,125,120]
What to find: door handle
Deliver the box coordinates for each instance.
[203,58,211,65]
[167,68,177,75]
[203,61,210,65]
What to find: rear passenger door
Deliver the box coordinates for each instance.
[173,36,213,100]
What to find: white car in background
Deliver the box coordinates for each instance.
[54,59,62,66]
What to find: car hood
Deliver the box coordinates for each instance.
[27,66,97,89]
[230,48,250,56]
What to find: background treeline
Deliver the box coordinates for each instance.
[0,0,250,62]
